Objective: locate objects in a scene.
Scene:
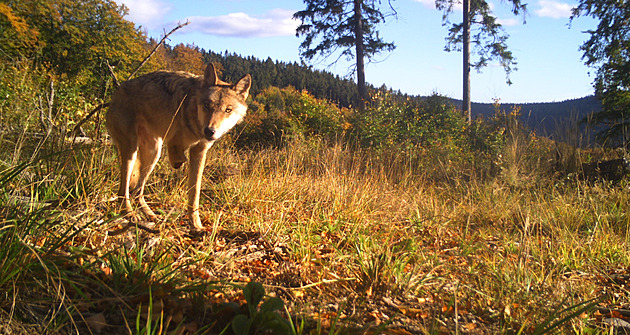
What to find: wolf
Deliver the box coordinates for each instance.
[106,63,251,230]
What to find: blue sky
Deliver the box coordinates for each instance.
[117,0,598,104]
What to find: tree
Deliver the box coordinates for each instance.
[294,0,396,111]
[2,0,147,95]
[0,3,40,60]
[167,43,205,74]
[435,0,527,122]
[572,1,630,148]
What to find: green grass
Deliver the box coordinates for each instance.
[0,131,628,334]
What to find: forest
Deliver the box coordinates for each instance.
[206,49,603,142]
[1,0,629,334]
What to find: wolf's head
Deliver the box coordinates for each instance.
[197,63,251,142]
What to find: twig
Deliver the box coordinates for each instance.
[70,102,110,139]
[289,277,357,290]
[127,20,190,81]
[106,59,120,88]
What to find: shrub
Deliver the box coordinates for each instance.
[350,90,468,149]
[235,86,348,148]
[469,101,566,184]
[0,61,101,137]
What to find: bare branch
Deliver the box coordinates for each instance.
[70,103,110,138]
[127,20,190,80]
[106,59,120,88]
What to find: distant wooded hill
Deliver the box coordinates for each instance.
[202,49,601,139]
[469,96,602,137]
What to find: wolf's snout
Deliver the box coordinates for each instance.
[204,127,216,140]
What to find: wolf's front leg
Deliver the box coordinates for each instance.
[117,148,138,217]
[187,142,212,230]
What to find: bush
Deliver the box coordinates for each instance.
[235,86,348,148]
[0,61,102,137]
[469,102,567,184]
[350,90,468,149]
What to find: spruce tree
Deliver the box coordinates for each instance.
[294,0,396,111]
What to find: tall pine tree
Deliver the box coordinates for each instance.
[435,0,526,122]
[294,0,396,111]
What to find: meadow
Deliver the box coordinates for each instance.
[1,79,629,334]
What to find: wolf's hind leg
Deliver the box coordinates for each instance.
[135,125,163,222]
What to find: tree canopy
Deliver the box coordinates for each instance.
[294,0,396,110]
[572,0,630,148]
[1,0,148,95]
[437,0,526,82]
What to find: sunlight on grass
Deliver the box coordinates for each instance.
[0,124,628,333]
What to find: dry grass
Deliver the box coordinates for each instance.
[0,133,629,334]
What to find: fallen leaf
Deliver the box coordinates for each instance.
[85,313,107,333]
[100,264,112,276]
[365,311,381,323]
[464,322,477,330]
[400,308,428,319]
[192,268,212,280]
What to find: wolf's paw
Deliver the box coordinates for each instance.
[188,212,205,231]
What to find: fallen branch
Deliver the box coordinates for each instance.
[70,102,110,138]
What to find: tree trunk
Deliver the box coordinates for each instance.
[462,0,471,123]
[353,0,367,111]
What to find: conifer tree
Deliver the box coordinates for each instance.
[572,0,630,147]
[435,0,526,122]
[294,0,396,111]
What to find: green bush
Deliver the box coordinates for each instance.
[0,62,48,131]
[350,90,468,149]
[236,86,347,147]
[0,61,100,137]
[467,102,566,183]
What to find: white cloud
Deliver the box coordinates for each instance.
[118,0,172,28]
[534,0,573,19]
[496,18,520,26]
[182,9,299,38]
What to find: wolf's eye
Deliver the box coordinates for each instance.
[204,101,211,110]
[225,107,233,114]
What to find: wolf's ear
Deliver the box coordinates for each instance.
[234,74,252,99]
[203,63,218,87]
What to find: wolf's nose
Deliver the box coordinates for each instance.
[204,127,216,140]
